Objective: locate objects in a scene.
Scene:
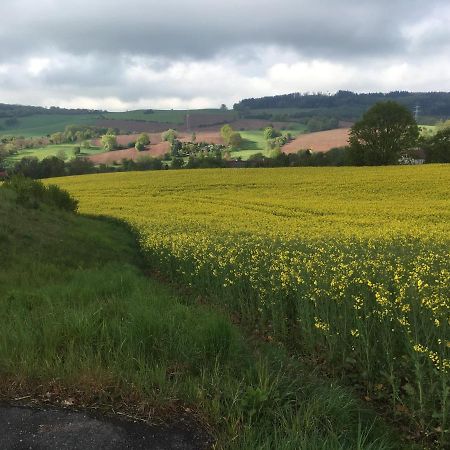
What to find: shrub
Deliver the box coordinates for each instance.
[2,176,78,212]
[56,149,68,161]
[136,133,150,146]
[45,184,79,212]
[161,129,178,143]
[3,176,45,207]
[220,124,233,144]
[423,127,450,163]
[263,126,281,140]
[171,157,184,169]
[229,132,243,149]
[66,158,95,176]
[101,134,118,151]
[135,156,163,171]
[135,141,145,151]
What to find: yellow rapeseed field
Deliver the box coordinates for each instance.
[54,165,450,431]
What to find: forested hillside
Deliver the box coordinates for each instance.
[234,91,450,119]
[0,103,104,119]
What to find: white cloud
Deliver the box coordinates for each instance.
[267,60,357,93]
[27,58,51,76]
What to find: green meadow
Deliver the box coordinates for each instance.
[0,114,98,137]
[232,128,305,159]
[4,144,103,166]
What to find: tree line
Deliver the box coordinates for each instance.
[0,103,104,119]
[234,91,450,117]
[346,101,449,165]
[2,101,449,180]
[6,154,165,179]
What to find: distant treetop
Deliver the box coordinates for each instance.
[0,103,105,119]
[233,91,450,117]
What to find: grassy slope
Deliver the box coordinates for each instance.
[0,186,402,449]
[0,110,439,139]
[233,129,305,159]
[239,130,267,150]
[1,114,97,137]
[104,109,238,125]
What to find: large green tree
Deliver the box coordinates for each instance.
[348,101,419,165]
[135,133,150,151]
[229,131,243,149]
[101,134,118,152]
[220,124,233,144]
[162,129,177,143]
[423,127,450,163]
[263,126,281,141]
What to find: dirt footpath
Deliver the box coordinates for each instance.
[0,405,210,449]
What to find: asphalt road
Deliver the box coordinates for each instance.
[0,405,210,449]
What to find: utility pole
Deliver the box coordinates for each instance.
[413,105,420,122]
[186,109,190,132]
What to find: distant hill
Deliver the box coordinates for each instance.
[234,91,450,122]
[2,90,449,138]
[0,103,104,119]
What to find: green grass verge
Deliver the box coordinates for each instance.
[0,186,404,449]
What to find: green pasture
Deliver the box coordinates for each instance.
[231,129,304,160]
[0,108,443,140]
[229,149,270,160]
[4,144,103,166]
[0,114,98,138]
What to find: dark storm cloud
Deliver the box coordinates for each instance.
[0,0,445,62]
[0,0,448,109]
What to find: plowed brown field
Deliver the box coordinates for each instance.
[95,118,299,134]
[89,132,224,165]
[89,142,170,165]
[283,128,350,153]
[95,120,172,133]
[93,133,165,147]
[181,132,224,145]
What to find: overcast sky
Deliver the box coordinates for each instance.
[0,0,449,110]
